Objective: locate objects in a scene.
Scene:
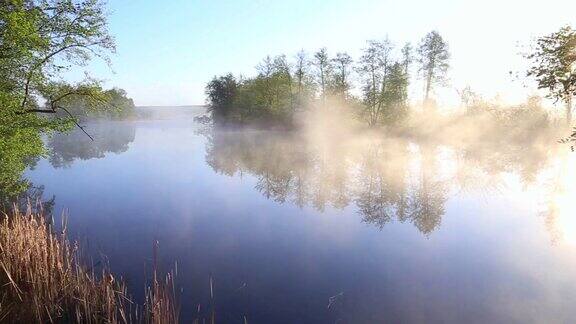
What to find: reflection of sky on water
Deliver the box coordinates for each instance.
[24,110,576,323]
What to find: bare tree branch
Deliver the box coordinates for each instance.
[20,41,109,110]
[55,105,94,141]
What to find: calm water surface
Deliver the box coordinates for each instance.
[25,107,576,323]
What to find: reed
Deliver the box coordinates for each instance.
[143,241,179,324]
[0,206,179,323]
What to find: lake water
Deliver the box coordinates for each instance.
[25,106,576,323]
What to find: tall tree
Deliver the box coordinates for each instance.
[294,50,309,95]
[293,50,313,108]
[357,39,394,126]
[525,25,576,124]
[401,42,412,77]
[330,52,354,99]
[312,48,331,104]
[256,56,275,108]
[417,31,450,106]
[205,74,238,121]
[272,55,293,112]
[380,62,409,124]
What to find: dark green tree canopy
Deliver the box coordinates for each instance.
[205,73,238,122]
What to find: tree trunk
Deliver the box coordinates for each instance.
[424,71,432,108]
[567,95,573,125]
[320,66,326,106]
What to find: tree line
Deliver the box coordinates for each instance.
[207,25,576,129]
[205,31,451,127]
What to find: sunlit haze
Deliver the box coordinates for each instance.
[3,1,576,323]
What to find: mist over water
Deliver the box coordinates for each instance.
[24,106,576,323]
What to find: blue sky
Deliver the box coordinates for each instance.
[75,0,576,106]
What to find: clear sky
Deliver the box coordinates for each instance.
[75,0,575,106]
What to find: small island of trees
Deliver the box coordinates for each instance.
[206,27,576,135]
[205,31,451,127]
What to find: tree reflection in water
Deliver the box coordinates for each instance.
[1,122,135,213]
[0,184,55,216]
[47,121,136,168]
[204,127,565,236]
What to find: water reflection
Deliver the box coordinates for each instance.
[0,184,55,216]
[541,154,576,245]
[204,127,565,236]
[47,122,136,168]
[18,112,576,323]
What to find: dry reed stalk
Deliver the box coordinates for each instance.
[0,206,179,323]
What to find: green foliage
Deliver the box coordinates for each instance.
[206,55,299,126]
[312,48,331,102]
[330,52,353,99]
[293,50,315,107]
[0,93,70,202]
[358,39,409,126]
[525,25,576,122]
[1,0,115,111]
[379,62,409,124]
[417,31,450,104]
[205,73,238,122]
[103,88,136,119]
[206,36,418,127]
[0,0,117,200]
[0,126,44,200]
[55,85,136,120]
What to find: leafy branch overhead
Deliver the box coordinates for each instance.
[0,1,133,199]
